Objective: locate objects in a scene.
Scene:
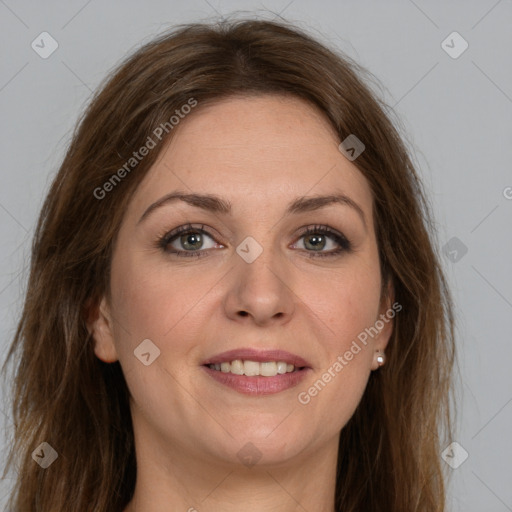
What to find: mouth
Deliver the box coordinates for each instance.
[201,348,312,395]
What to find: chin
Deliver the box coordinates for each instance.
[200,422,315,468]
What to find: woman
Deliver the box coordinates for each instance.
[2,17,456,512]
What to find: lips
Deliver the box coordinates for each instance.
[200,348,312,395]
[201,348,311,368]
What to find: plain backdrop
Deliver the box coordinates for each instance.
[1,1,511,510]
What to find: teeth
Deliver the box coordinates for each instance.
[230,359,244,375]
[244,360,260,376]
[276,361,287,374]
[260,361,277,376]
[208,360,298,376]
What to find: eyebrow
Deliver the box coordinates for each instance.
[138,190,367,229]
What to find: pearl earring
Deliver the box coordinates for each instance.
[376,352,386,367]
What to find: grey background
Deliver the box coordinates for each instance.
[1,0,511,510]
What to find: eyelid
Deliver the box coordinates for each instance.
[159,223,223,245]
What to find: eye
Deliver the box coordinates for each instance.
[157,224,221,258]
[293,225,352,258]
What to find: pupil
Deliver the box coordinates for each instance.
[183,233,202,250]
[306,234,325,251]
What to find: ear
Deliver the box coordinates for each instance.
[85,296,119,363]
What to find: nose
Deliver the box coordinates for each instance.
[222,245,295,326]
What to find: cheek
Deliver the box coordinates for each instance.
[294,259,381,416]
[107,256,206,409]
[305,264,382,352]
[109,250,213,344]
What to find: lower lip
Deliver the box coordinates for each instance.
[202,365,311,395]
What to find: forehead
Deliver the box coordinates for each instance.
[128,94,373,221]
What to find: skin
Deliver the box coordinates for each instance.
[88,94,394,512]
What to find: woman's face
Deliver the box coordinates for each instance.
[91,94,393,468]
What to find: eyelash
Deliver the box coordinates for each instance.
[155,223,352,259]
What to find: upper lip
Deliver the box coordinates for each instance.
[202,348,311,368]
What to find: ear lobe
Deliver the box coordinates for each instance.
[85,296,119,363]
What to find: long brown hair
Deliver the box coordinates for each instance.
[2,17,456,511]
